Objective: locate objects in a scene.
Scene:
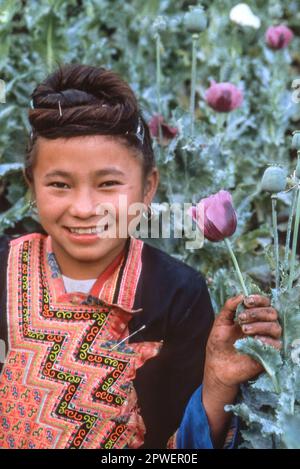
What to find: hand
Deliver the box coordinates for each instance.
[202,293,281,448]
[204,294,282,390]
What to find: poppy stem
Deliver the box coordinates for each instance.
[284,184,297,271]
[271,195,280,294]
[156,33,163,144]
[190,33,199,138]
[224,238,248,297]
[46,17,53,72]
[288,183,300,291]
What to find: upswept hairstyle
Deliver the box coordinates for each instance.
[25,63,155,182]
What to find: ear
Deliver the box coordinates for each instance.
[143,168,159,206]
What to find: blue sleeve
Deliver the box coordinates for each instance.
[176,385,239,449]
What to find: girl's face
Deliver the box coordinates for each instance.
[30,135,158,279]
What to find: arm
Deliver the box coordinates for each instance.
[202,374,238,447]
[202,294,281,447]
[169,294,281,449]
[171,384,239,449]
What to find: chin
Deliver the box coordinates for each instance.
[69,242,116,258]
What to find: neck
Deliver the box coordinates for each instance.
[51,239,128,280]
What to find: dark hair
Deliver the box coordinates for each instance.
[25,63,155,182]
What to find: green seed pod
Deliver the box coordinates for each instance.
[184,6,207,33]
[292,131,300,150]
[261,166,286,193]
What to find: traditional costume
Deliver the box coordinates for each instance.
[0,233,236,449]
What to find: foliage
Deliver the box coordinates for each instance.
[225,185,300,448]
[1,0,300,448]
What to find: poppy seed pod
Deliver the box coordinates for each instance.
[292,131,300,151]
[261,166,286,193]
[184,6,207,33]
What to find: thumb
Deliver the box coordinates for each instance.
[217,294,244,324]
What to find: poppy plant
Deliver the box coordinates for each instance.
[148,114,178,145]
[205,81,243,113]
[189,190,237,242]
[189,190,248,296]
[265,25,293,50]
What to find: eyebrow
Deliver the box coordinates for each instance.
[44,168,126,179]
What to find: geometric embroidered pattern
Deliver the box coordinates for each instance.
[0,234,162,448]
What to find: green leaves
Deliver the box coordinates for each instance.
[227,360,300,448]
[280,413,300,449]
[0,196,30,235]
[235,337,282,392]
[0,163,23,179]
[0,0,300,448]
[226,401,282,436]
[276,286,300,356]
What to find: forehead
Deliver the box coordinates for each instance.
[34,135,142,174]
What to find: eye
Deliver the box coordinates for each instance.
[48,182,70,189]
[99,180,121,188]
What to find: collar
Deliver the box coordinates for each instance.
[11,233,144,314]
[44,235,144,313]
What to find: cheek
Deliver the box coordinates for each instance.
[38,205,64,226]
[109,186,144,211]
[126,183,145,202]
[35,188,67,221]
[104,189,144,228]
[123,188,145,214]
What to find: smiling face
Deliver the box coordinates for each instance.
[29,135,158,279]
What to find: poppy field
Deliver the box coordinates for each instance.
[1,0,300,448]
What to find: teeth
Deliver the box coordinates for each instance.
[68,225,108,235]
[69,227,98,234]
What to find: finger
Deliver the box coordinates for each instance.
[243,295,270,309]
[218,294,244,324]
[254,336,282,350]
[238,307,278,324]
[241,321,282,339]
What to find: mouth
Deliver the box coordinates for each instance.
[64,224,109,235]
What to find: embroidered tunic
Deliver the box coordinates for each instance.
[0,232,217,449]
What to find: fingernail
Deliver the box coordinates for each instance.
[239,313,246,321]
[245,296,255,306]
[243,325,251,332]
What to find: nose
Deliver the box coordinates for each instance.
[68,189,97,219]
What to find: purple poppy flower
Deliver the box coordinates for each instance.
[189,190,237,242]
[148,115,178,145]
[265,25,293,50]
[205,81,243,113]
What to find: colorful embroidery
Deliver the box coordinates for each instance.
[0,234,162,449]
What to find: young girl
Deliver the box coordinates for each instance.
[0,64,281,449]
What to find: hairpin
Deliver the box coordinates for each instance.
[125,116,145,145]
[30,97,63,117]
[135,117,145,144]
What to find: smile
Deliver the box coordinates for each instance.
[66,225,109,235]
